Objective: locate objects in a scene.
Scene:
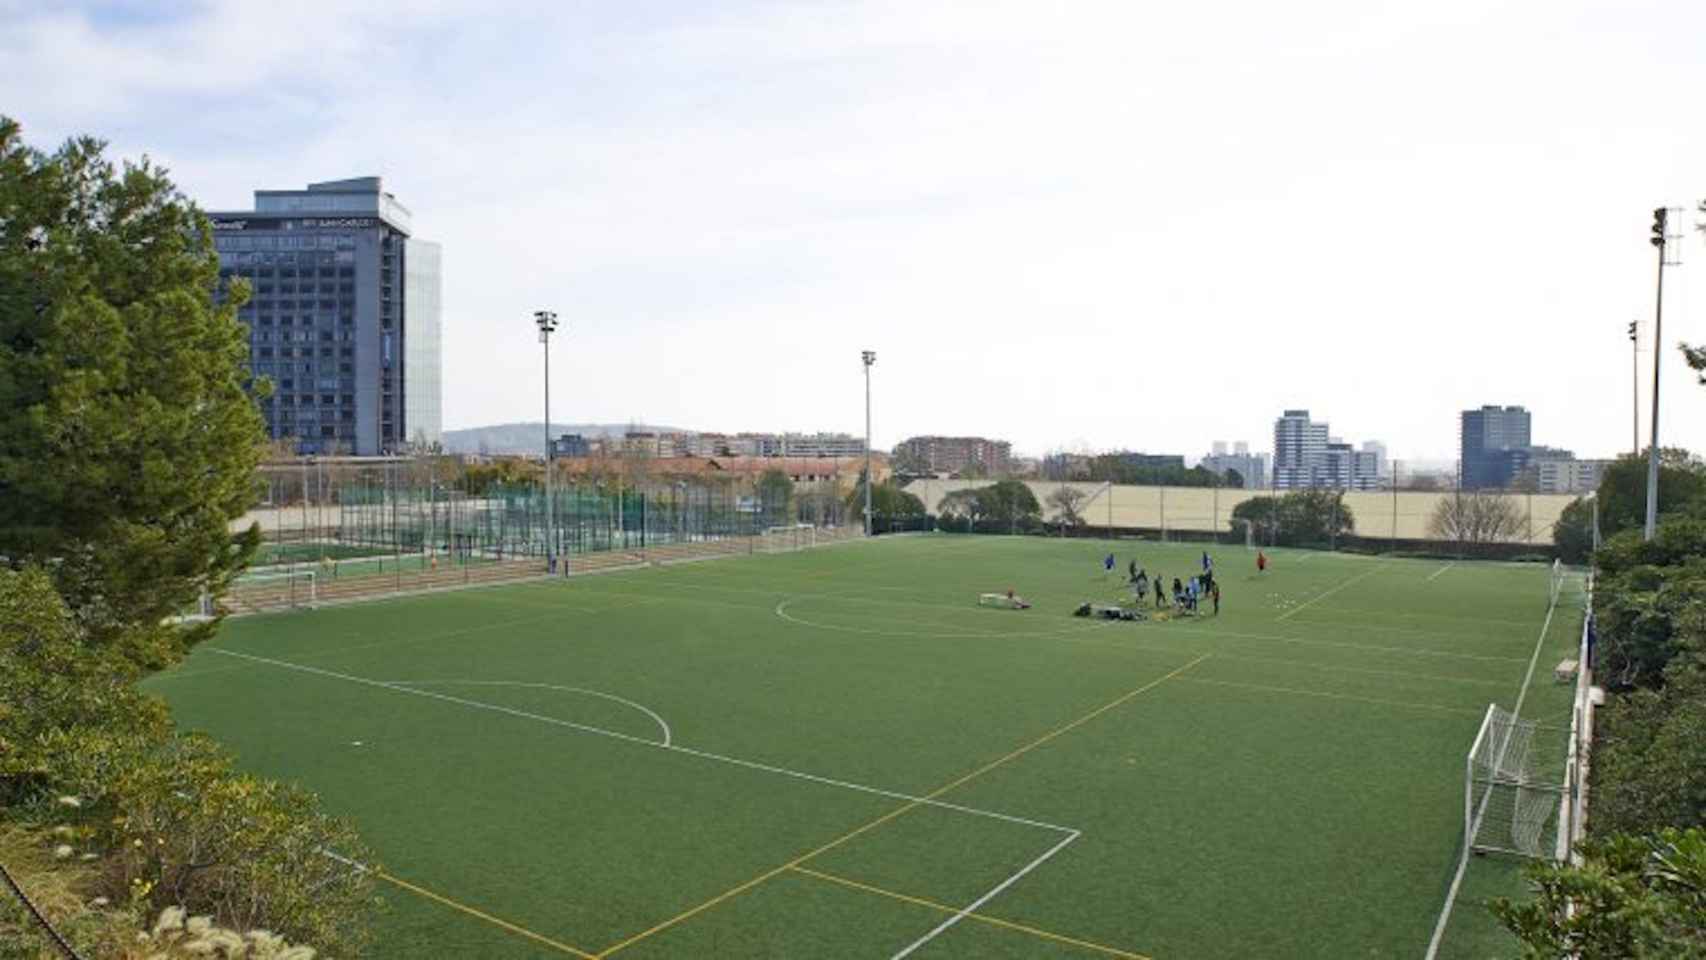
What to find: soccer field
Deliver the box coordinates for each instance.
[145,535,1582,958]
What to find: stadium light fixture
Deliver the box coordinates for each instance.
[862,350,876,536]
[1644,209,1674,541]
[536,310,561,570]
[1628,320,1639,458]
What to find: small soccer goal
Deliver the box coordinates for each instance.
[761,523,816,553]
[1548,559,1567,607]
[228,569,318,612]
[1465,703,1563,859]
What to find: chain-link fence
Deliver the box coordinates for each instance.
[223,457,862,612]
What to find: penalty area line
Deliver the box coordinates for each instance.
[888,829,1081,960]
[318,850,596,958]
[788,866,1152,960]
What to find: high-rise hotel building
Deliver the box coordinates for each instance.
[210,177,441,455]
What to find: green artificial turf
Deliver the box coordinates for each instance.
[144,535,1583,958]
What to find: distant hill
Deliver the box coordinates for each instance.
[442,422,689,455]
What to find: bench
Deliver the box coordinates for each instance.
[1554,659,1579,683]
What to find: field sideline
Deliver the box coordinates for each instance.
[145,535,1581,958]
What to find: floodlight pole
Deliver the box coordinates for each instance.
[862,350,876,536]
[1628,320,1640,458]
[536,310,561,569]
[1644,209,1671,541]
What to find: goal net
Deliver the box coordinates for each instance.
[227,569,318,611]
[1465,704,1563,859]
[761,524,816,553]
[1548,559,1566,607]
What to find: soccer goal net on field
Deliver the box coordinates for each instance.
[761,524,816,553]
[1548,559,1567,607]
[1465,703,1563,859]
[228,569,317,611]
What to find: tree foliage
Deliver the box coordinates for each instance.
[1045,485,1089,526]
[844,481,925,527]
[1554,496,1596,565]
[1490,828,1706,958]
[0,117,265,670]
[937,480,1042,531]
[1590,518,1706,691]
[757,468,794,523]
[1591,647,1706,835]
[1427,490,1530,543]
[0,567,378,955]
[1084,456,1221,487]
[1684,342,1706,385]
[1230,490,1354,546]
[1595,451,1706,541]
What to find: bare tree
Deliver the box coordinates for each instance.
[1427,490,1530,543]
[1045,485,1089,526]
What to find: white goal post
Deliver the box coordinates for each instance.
[1465,703,1564,859]
[761,523,816,553]
[228,569,318,610]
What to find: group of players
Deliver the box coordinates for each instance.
[1104,550,1239,616]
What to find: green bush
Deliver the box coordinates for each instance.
[0,567,172,807]
[1490,828,1706,957]
[1596,517,1706,579]
[0,567,379,956]
[100,735,378,957]
[1591,560,1706,691]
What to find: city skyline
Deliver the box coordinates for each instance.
[4,2,1703,462]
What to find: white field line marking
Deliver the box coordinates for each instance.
[1203,628,1528,664]
[1423,586,1562,960]
[1054,635,1508,689]
[1275,564,1385,621]
[1175,677,1485,717]
[1262,614,1533,647]
[1425,562,1456,582]
[889,829,1082,960]
[380,681,673,746]
[1286,606,1539,630]
[209,648,1078,837]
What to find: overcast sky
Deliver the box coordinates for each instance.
[5,0,1704,460]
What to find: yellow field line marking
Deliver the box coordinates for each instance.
[918,653,1212,799]
[1275,564,1385,621]
[596,653,1211,957]
[374,869,597,959]
[1177,676,1486,717]
[788,866,1151,959]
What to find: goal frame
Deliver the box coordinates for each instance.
[761,523,816,553]
[1464,703,1566,860]
[228,568,318,610]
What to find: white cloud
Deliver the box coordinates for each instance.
[5,0,1703,458]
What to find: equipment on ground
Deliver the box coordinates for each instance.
[1073,602,1144,621]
